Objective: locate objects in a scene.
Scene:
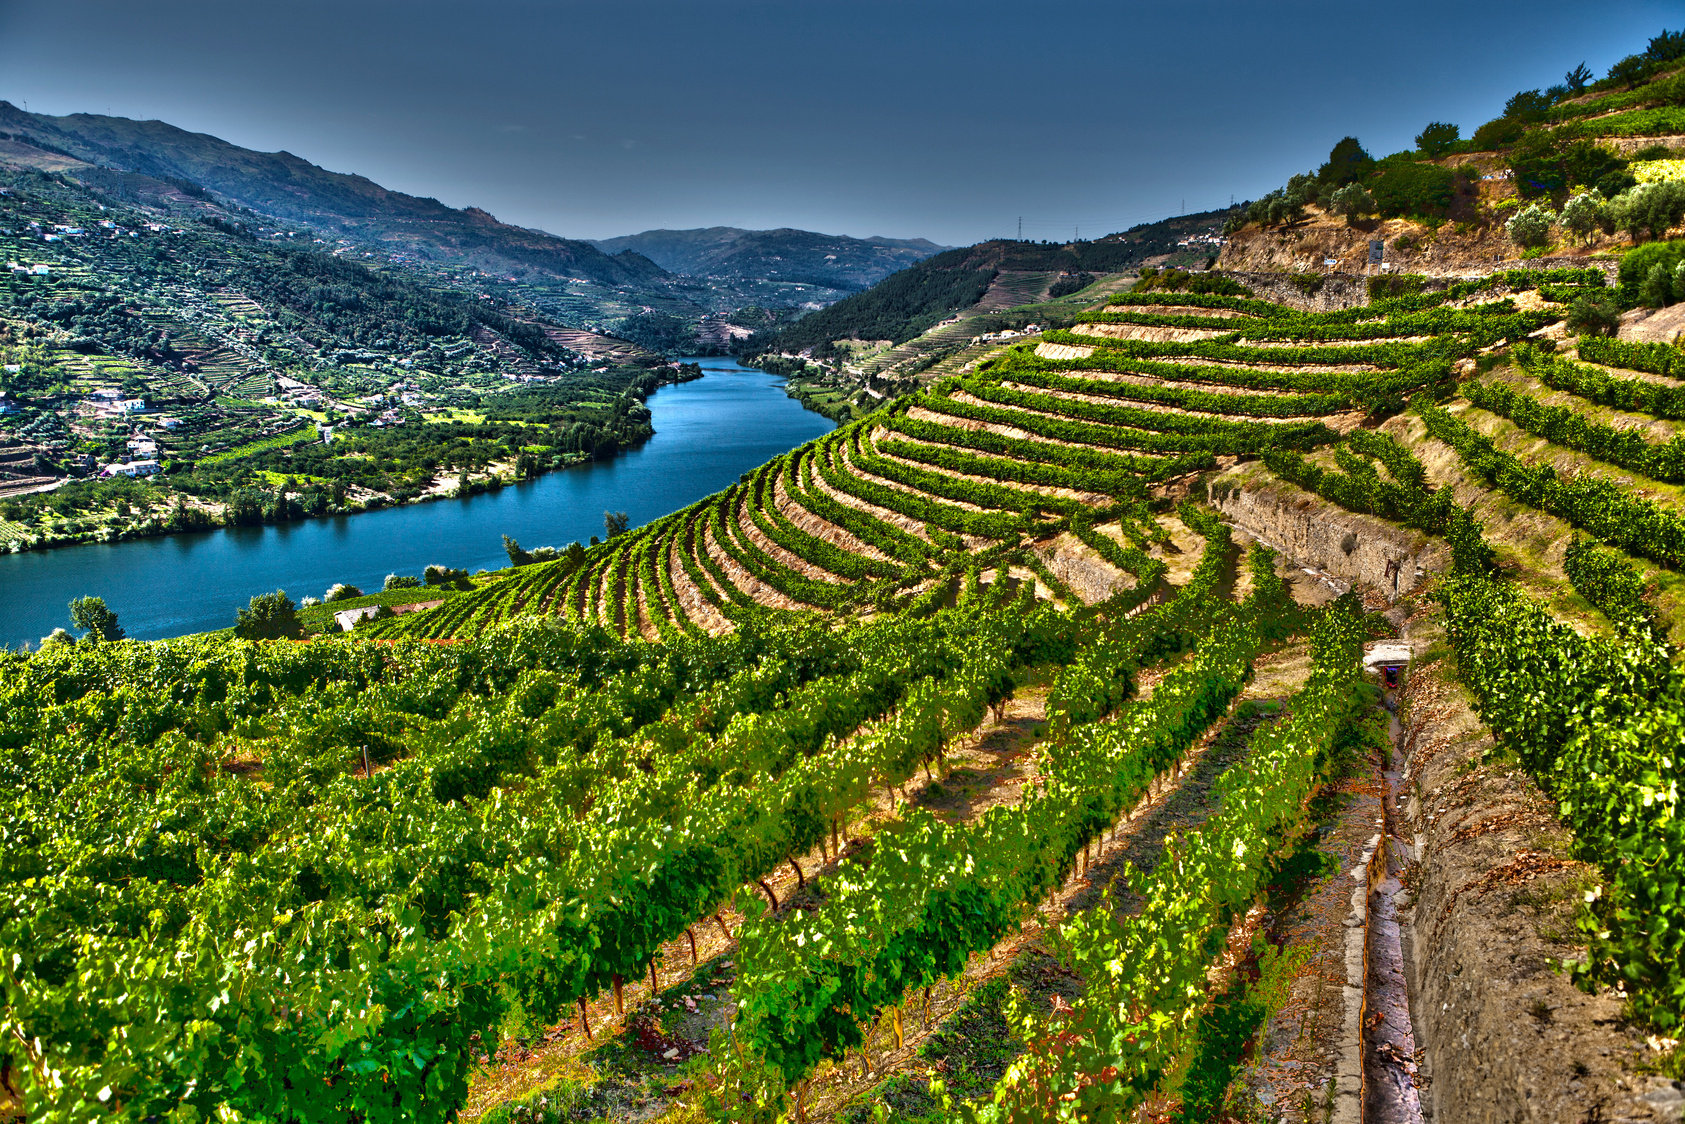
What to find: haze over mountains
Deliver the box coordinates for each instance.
[589,228,946,291]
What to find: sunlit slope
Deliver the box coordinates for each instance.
[376,271,1585,641]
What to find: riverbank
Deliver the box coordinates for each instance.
[0,364,705,557]
[2,358,834,647]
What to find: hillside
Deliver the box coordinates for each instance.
[588,227,945,290]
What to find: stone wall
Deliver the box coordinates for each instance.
[1207,475,1442,602]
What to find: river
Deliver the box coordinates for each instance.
[0,357,834,648]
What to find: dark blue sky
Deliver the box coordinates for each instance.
[0,0,1677,245]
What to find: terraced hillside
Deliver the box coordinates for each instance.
[376,270,1575,644]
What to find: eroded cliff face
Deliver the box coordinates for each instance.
[1206,474,1442,602]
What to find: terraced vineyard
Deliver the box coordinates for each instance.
[375,271,1574,644]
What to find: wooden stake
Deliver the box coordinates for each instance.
[788,856,805,889]
[757,879,779,911]
[577,996,592,1041]
[612,975,624,1016]
[715,912,732,941]
[893,1004,904,1049]
[686,927,698,965]
[649,956,659,996]
[923,986,933,1028]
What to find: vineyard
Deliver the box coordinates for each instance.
[9,260,1685,1122]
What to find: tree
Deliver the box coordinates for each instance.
[1611,180,1685,242]
[235,590,303,640]
[1415,121,1461,157]
[1329,183,1377,222]
[564,542,587,571]
[1608,54,1647,90]
[1504,89,1552,123]
[325,583,362,602]
[38,628,75,650]
[1565,62,1593,94]
[384,572,422,590]
[1318,137,1373,186]
[503,534,533,566]
[68,595,124,642]
[1561,191,1606,243]
[1506,203,1556,249]
[604,510,630,540]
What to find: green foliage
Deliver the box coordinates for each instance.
[1617,240,1685,304]
[1417,396,1685,569]
[1566,292,1621,337]
[1415,121,1461,157]
[1611,182,1685,243]
[1131,267,1252,297]
[384,572,423,591]
[1506,203,1556,248]
[67,595,124,642]
[1573,335,1685,381]
[1370,160,1455,218]
[1564,536,1654,628]
[234,588,303,639]
[325,582,363,602]
[1464,375,1685,481]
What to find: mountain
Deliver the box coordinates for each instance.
[589,227,946,290]
[0,102,666,288]
[756,209,1234,357]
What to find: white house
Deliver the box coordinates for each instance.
[28,264,50,276]
[100,460,160,478]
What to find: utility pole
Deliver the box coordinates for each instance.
[1018,216,1022,240]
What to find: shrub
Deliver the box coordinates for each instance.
[1567,293,1621,336]
[235,590,303,640]
[384,573,422,590]
[1506,203,1556,248]
[1617,239,1685,303]
[1415,121,1461,157]
[300,595,322,607]
[325,583,363,602]
[424,564,471,587]
[1369,161,1455,218]
[1641,262,1676,307]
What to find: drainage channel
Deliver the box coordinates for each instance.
[1362,644,1426,1124]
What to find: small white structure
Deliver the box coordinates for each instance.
[100,460,161,478]
[334,605,381,631]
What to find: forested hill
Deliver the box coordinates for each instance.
[756,209,1235,356]
[0,102,666,288]
[588,227,945,289]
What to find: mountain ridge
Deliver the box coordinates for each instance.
[0,101,667,288]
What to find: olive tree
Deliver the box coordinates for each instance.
[1505,203,1556,249]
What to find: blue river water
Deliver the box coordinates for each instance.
[0,357,835,647]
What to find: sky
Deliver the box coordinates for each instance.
[0,0,1678,246]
